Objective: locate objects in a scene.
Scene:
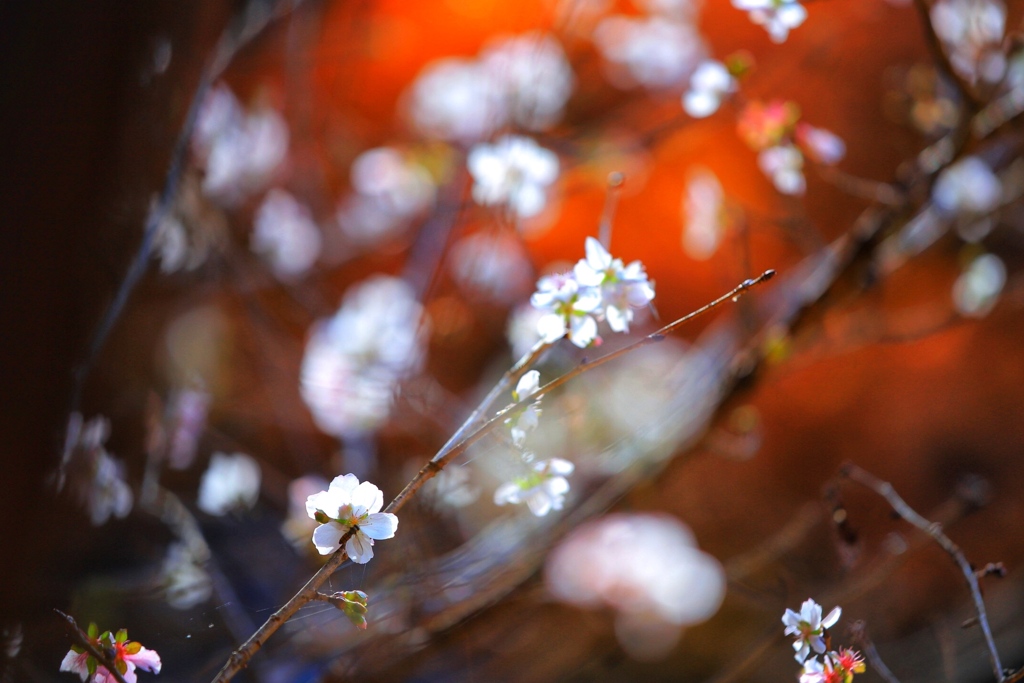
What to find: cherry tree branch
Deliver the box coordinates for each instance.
[210,270,775,682]
[839,463,1005,682]
[55,610,130,683]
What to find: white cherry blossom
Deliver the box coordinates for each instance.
[505,370,542,447]
[468,135,559,219]
[546,513,726,659]
[574,237,655,333]
[733,0,807,43]
[197,452,261,516]
[796,123,846,165]
[683,60,737,118]
[530,272,602,347]
[758,144,806,195]
[494,458,575,516]
[953,252,1006,317]
[782,598,842,663]
[931,0,1006,83]
[479,32,575,131]
[594,16,706,89]
[300,276,426,438]
[252,189,322,279]
[932,155,1001,214]
[195,87,289,204]
[406,58,505,143]
[305,474,399,562]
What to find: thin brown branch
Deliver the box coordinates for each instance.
[840,463,1004,682]
[210,529,355,683]
[849,620,902,683]
[54,611,130,683]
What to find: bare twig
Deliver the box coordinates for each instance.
[849,620,902,683]
[840,463,1005,682]
[54,611,130,683]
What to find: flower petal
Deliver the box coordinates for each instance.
[346,530,375,564]
[312,522,344,555]
[351,481,384,515]
[359,512,398,539]
[494,482,521,505]
[125,646,162,674]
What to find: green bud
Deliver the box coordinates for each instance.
[314,510,330,524]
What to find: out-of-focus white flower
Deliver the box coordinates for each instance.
[195,86,289,204]
[305,474,398,562]
[449,231,533,302]
[953,252,1006,317]
[161,542,212,610]
[300,276,426,438]
[63,414,133,526]
[682,168,725,260]
[733,0,807,43]
[281,474,331,549]
[683,60,737,118]
[165,388,210,470]
[594,16,706,89]
[933,156,1002,214]
[193,84,242,156]
[252,189,322,279]
[796,123,846,165]
[530,272,603,347]
[782,598,842,663]
[546,513,726,658]
[423,466,481,509]
[406,58,505,143]
[758,144,806,195]
[574,237,656,333]
[88,450,134,526]
[931,0,1006,83]
[197,452,261,516]
[479,32,575,131]
[468,135,560,219]
[494,458,574,516]
[505,370,542,447]
[349,147,436,218]
[338,146,436,247]
[506,304,547,359]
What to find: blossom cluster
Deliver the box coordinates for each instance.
[406,31,573,143]
[546,513,726,660]
[192,84,288,205]
[782,599,866,683]
[60,625,161,683]
[733,0,807,43]
[337,146,437,246]
[467,135,560,219]
[593,0,707,90]
[530,237,656,348]
[738,100,845,195]
[62,414,133,527]
[300,276,426,438]
[930,0,1007,84]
